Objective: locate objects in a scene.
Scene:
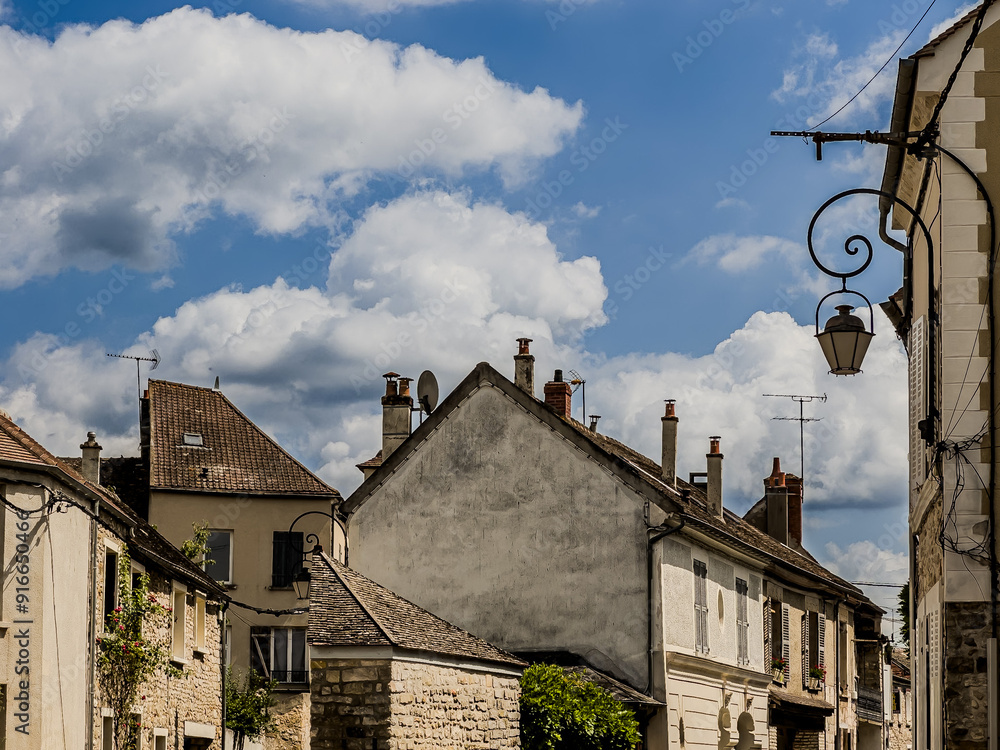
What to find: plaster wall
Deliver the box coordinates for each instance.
[350,383,651,687]
[0,484,91,749]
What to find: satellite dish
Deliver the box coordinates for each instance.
[417,370,439,414]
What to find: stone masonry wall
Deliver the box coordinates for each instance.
[267,691,311,750]
[311,658,393,750]
[944,602,991,750]
[914,497,943,599]
[91,526,223,749]
[310,656,521,750]
[388,660,520,749]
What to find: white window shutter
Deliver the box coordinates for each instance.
[908,316,927,510]
[763,597,772,669]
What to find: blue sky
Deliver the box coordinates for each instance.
[1,0,974,631]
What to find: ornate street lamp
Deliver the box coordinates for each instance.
[285,510,337,600]
[806,188,934,376]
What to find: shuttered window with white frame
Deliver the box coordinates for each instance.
[694,560,709,654]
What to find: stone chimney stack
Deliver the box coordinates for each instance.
[785,472,803,546]
[80,431,102,485]
[661,400,678,487]
[381,372,413,460]
[705,436,724,519]
[765,457,789,545]
[543,370,572,419]
[514,338,535,395]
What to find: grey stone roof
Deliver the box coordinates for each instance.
[307,552,526,669]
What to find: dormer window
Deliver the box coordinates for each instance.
[182,433,204,446]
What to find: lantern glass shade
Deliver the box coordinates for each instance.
[816,304,874,375]
[293,567,311,600]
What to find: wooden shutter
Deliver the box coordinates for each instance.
[782,603,790,680]
[763,597,772,670]
[250,626,272,680]
[694,560,708,653]
[802,613,810,688]
[908,316,927,510]
[736,578,749,665]
[818,612,826,679]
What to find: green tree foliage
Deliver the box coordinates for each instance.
[96,548,181,750]
[226,667,277,750]
[898,580,910,657]
[180,521,214,565]
[520,663,641,750]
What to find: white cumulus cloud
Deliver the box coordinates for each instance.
[0,8,583,287]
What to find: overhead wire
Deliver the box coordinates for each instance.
[809,0,939,132]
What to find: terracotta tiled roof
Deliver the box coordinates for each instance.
[147,380,340,498]
[914,4,984,58]
[356,451,382,469]
[308,553,526,669]
[0,413,225,598]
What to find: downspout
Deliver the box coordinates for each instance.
[646,514,686,694]
[87,498,100,750]
[220,600,229,749]
[834,598,842,750]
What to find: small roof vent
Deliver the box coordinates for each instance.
[182,432,204,447]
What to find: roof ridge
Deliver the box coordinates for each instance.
[323,555,397,644]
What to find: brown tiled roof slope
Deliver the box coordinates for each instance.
[308,553,526,669]
[148,380,340,497]
[914,4,984,58]
[0,413,225,598]
[559,415,864,599]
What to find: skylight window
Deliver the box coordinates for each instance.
[182,432,204,446]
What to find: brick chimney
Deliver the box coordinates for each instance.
[785,472,803,546]
[706,436,723,519]
[765,457,789,545]
[381,372,413,460]
[661,400,678,487]
[543,370,572,419]
[80,431,102,485]
[514,338,535,395]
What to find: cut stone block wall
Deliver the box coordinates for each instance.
[944,602,990,750]
[310,656,521,750]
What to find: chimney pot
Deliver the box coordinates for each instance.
[80,431,103,485]
[398,377,412,398]
[661,400,679,487]
[514,338,536,395]
[543,371,573,419]
[705,437,724,519]
[589,415,601,432]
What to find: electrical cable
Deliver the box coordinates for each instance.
[809,0,939,132]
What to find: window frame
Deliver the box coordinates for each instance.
[194,595,207,654]
[251,626,308,685]
[271,531,304,589]
[693,559,709,654]
[170,581,188,665]
[102,540,122,632]
[204,530,233,585]
[735,577,749,666]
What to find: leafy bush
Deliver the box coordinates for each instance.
[519,663,641,750]
[226,667,277,750]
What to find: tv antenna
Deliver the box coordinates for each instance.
[107,350,161,421]
[762,393,827,492]
[568,370,586,425]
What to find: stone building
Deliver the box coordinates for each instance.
[137,379,346,749]
[879,5,1000,748]
[886,648,912,750]
[307,551,524,749]
[0,411,227,749]
[340,340,884,750]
